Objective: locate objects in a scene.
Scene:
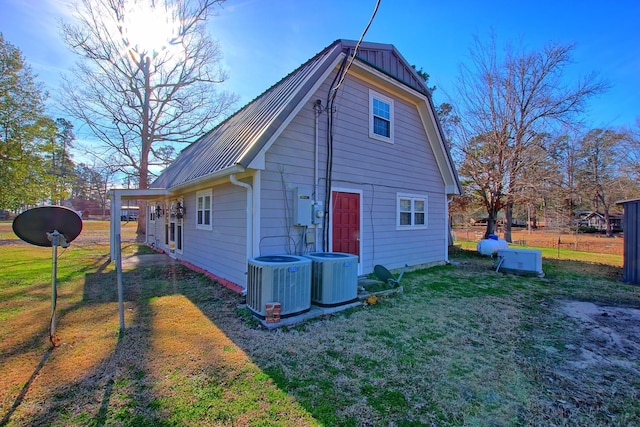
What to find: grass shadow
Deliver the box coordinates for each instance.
[11,260,312,425]
[0,348,52,426]
[14,282,163,426]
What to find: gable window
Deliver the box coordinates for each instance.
[196,190,212,230]
[369,89,394,142]
[397,194,427,229]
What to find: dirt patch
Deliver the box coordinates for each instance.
[558,300,640,373]
[526,299,640,422]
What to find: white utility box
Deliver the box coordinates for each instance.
[293,187,313,226]
[496,248,544,277]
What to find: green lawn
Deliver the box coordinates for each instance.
[1,223,639,426]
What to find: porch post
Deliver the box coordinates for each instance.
[109,190,122,262]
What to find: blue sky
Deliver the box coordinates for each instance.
[1,0,639,130]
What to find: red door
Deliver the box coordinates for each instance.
[332,191,360,257]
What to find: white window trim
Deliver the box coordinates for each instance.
[196,189,213,230]
[369,89,394,143]
[397,193,428,230]
[175,218,184,255]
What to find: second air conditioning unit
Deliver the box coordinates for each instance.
[246,255,311,318]
[304,252,358,306]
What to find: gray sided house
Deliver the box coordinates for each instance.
[110,39,461,291]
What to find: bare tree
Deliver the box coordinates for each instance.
[457,132,508,235]
[451,34,607,240]
[60,0,237,235]
[73,160,119,217]
[542,132,583,229]
[577,128,627,237]
[619,119,640,181]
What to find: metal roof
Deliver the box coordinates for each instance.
[151,39,438,190]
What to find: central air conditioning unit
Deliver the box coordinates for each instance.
[246,255,311,318]
[496,248,544,277]
[304,252,358,307]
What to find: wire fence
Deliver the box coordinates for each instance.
[453,227,623,255]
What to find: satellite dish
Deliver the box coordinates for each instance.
[13,206,83,247]
[373,264,408,287]
[12,206,83,347]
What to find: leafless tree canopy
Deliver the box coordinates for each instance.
[576,128,629,236]
[60,0,237,192]
[619,120,640,181]
[451,34,608,240]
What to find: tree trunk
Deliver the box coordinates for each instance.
[484,208,498,239]
[603,207,612,237]
[136,55,151,239]
[504,202,513,243]
[136,161,148,238]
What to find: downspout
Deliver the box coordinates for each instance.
[230,174,254,266]
[313,99,323,252]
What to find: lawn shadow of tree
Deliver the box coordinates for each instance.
[14,258,316,426]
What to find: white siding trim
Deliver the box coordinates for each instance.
[445,194,451,263]
[416,103,459,195]
[252,170,261,258]
[175,218,184,255]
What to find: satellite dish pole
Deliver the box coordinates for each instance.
[47,230,69,347]
[12,206,83,349]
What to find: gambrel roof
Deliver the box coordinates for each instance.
[152,39,460,194]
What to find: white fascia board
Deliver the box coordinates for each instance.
[168,164,246,193]
[109,188,170,200]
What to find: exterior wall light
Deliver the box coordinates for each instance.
[176,201,185,219]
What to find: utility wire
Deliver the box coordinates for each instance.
[49,291,57,348]
[323,0,381,251]
[330,0,381,99]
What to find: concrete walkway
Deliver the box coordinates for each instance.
[121,253,178,268]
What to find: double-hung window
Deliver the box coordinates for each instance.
[196,190,212,230]
[369,89,394,142]
[397,194,427,229]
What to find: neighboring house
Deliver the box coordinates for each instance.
[578,211,623,232]
[110,39,461,291]
[67,198,110,219]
